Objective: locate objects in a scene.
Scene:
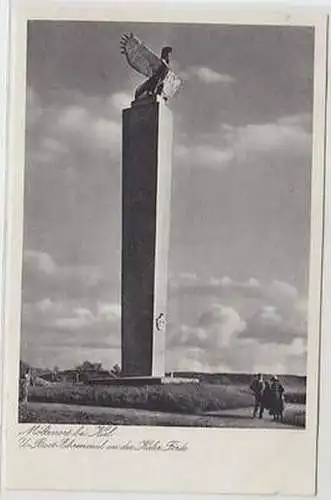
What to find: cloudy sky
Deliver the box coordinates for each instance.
[21,21,314,375]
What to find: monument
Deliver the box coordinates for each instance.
[120,33,182,378]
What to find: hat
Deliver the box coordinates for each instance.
[271,375,278,381]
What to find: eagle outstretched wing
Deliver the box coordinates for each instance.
[120,33,163,78]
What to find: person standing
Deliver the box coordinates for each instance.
[250,373,265,419]
[22,369,31,404]
[270,375,285,421]
[262,380,272,413]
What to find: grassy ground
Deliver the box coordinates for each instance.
[19,380,306,428]
[283,407,306,427]
[19,401,305,428]
[284,391,306,405]
[23,382,254,414]
[18,402,242,427]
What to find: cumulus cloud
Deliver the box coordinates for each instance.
[168,304,246,352]
[22,296,121,363]
[26,86,43,126]
[170,274,300,306]
[27,87,126,173]
[41,137,68,154]
[252,338,307,375]
[197,304,246,346]
[57,104,121,151]
[175,113,311,170]
[108,92,132,112]
[174,143,233,169]
[239,304,306,345]
[167,274,307,374]
[23,249,101,284]
[167,347,232,373]
[167,332,307,375]
[29,87,310,178]
[222,113,311,158]
[21,248,122,368]
[170,274,259,299]
[97,302,121,321]
[182,66,235,84]
[170,275,306,329]
[58,105,89,131]
[23,252,307,373]
[266,280,299,311]
[24,250,58,275]
[92,118,121,150]
[177,272,198,282]
[22,249,105,302]
[167,302,307,374]
[23,297,120,330]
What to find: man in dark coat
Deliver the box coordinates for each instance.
[250,373,265,419]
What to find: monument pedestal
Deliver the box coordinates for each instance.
[121,96,173,377]
[88,376,200,386]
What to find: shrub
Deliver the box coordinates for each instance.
[283,408,306,428]
[284,392,306,405]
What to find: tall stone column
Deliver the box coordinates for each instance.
[121,96,173,377]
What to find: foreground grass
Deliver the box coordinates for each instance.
[283,407,306,428]
[24,382,253,414]
[18,402,239,427]
[19,401,305,428]
[20,382,306,428]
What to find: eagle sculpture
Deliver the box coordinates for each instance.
[120,33,182,102]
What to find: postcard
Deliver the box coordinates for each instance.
[2,0,327,495]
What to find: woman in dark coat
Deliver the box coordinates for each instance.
[262,380,272,412]
[270,376,285,421]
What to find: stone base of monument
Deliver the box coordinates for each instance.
[87,376,200,386]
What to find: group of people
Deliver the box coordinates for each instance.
[250,374,285,421]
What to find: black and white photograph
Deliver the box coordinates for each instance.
[17,18,318,430]
[2,2,328,495]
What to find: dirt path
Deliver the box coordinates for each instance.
[204,405,303,427]
[22,402,302,428]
